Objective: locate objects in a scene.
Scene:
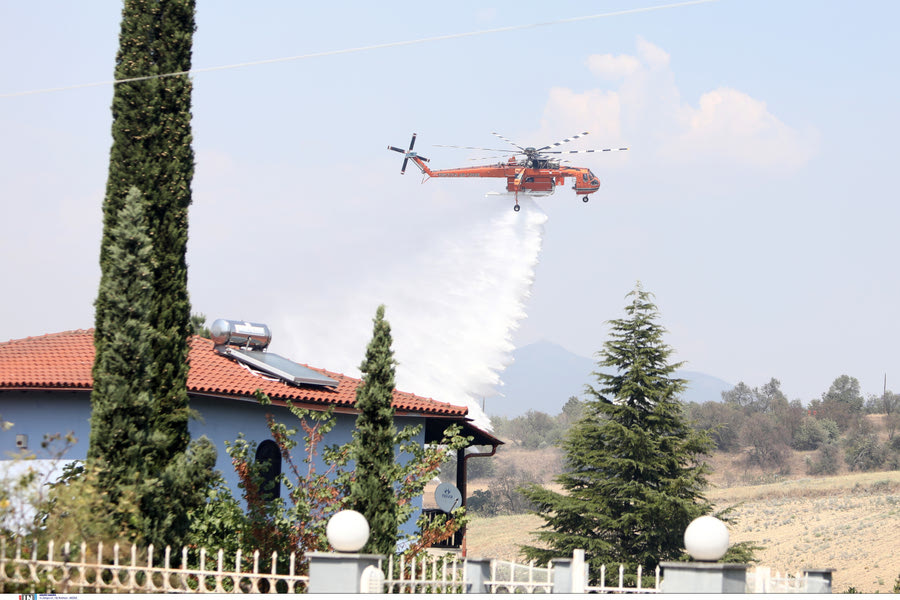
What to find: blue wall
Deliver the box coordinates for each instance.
[0,390,427,539]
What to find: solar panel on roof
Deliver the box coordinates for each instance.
[220,346,338,388]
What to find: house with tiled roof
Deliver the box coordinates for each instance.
[0,324,500,540]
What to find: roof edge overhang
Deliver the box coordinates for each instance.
[424,414,504,448]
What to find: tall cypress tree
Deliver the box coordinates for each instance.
[520,283,715,575]
[347,305,400,555]
[96,0,196,457]
[90,0,213,549]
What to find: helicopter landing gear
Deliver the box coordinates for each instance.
[582,196,589,203]
[514,204,521,212]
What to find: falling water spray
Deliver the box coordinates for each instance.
[280,198,548,431]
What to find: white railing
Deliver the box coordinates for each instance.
[487,558,554,593]
[381,552,465,593]
[586,563,662,593]
[747,566,809,593]
[0,537,308,594]
[0,535,830,594]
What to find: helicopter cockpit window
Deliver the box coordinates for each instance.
[582,173,589,182]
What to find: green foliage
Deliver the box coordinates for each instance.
[843,429,887,472]
[519,283,719,577]
[739,412,791,472]
[808,375,865,432]
[191,386,472,572]
[184,478,245,557]
[466,464,536,517]
[490,398,587,449]
[191,313,211,338]
[40,461,144,546]
[685,400,742,452]
[823,375,865,414]
[98,0,197,455]
[89,0,214,551]
[347,305,400,555]
[793,416,839,450]
[805,442,842,475]
[1,432,78,539]
[438,447,497,482]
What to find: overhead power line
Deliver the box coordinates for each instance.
[1,0,718,99]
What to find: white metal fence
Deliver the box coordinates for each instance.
[0,535,828,594]
[0,537,308,594]
[747,566,810,593]
[488,558,555,593]
[378,548,658,594]
[381,552,465,593]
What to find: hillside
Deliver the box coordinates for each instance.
[462,462,900,593]
[486,340,733,418]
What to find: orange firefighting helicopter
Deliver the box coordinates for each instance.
[388,131,627,211]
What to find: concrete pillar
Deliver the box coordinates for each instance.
[660,561,749,593]
[463,557,491,593]
[551,549,587,593]
[550,558,573,594]
[305,552,384,594]
[803,567,835,593]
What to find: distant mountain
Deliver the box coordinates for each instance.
[485,340,733,418]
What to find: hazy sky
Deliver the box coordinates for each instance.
[2,0,899,419]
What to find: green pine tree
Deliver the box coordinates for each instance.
[88,0,215,550]
[520,283,715,576]
[347,305,400,555]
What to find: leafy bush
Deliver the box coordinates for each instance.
[188,392,471,571]
[467,465,536,516]
[805,443,841,475]
[740,413,791,472]
[844,431,887,472]
[793,417,839,450]
[685,401,742,452]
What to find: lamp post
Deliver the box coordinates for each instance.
[306,510,385,594]
[660,516,749,593]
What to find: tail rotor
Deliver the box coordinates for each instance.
[388,133,429,174]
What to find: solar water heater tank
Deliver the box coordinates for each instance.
[210,318,272,350]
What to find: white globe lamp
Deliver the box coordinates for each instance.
[326,510,370,552]
[683,516,729,561]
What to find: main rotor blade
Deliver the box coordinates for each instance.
[542,147,629,154]
[401,157,409,174]
[491,132,525,151]
[434,144,515,153]
[388,145,406,153]
[408,133,417,151]
[536,131,590,152]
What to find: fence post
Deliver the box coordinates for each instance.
[802,568,835,593]
[549,558,573,594]
[660,562,749,593]
[550,548,586,593]
[306,552,385,593]
[464,557,491,593]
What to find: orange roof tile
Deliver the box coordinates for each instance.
[0,330,467,418]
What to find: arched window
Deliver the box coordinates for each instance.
[255,439,282,501]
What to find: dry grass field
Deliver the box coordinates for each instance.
[457,447,900,593]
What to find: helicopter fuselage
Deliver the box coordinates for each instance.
[407,155,600,198]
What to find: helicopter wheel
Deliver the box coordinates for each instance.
[513,204,520,212]
[582,196,589,203]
